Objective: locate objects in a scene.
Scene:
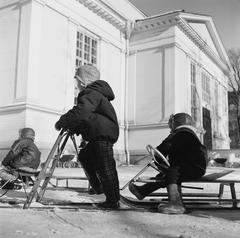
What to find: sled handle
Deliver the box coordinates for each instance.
[146,145,170,167]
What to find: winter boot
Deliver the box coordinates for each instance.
[88,186,104,195]
[128,182,145,200]
[157,183,185,214]
[128,176,167,200]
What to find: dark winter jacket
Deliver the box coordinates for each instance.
[156,126,207,172]
[58,80,119,143]
[2,138,41,169]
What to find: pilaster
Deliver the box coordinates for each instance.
[14,0,32,102]
[26,0,45,103]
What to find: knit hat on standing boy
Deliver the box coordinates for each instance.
[75,64,100,87]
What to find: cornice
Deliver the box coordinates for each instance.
[131,13,230,75]
[128,122,169,131]
[0,102,63,115]
[133,15,177,32]
[75,0,127,32]
[175,16,229,74]
[32,0,47,6]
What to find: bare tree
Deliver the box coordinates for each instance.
[228,48,240,147]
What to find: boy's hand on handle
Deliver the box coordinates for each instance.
[55,121,63,131]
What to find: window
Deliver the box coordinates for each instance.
[214,81,219,117]
[74,30,98,104]
[222,88,227,114]
[213,81,220,136]
[75,31,98,68]
[201,71,211,105]
[191,63,198,122]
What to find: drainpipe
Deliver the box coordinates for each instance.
[123,20,134,165]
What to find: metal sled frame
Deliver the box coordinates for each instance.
[121,145,240,208]
[23,129,88,209]
[121,145,169,190]
[0,168,40,198]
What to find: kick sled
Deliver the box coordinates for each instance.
[22,129,90,209]
[120,145,240,210]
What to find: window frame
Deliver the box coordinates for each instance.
[75,30,99,68]
[74,29,99,105]
[191,63,198,123]
[201,70,211,105]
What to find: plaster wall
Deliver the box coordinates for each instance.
[0,0,130,162]
[0,1,19,106]
[174,45,191,115]
[0,1,31,147]
[127,26,176,155]
[175,26,229,148]
[126,22,230,158]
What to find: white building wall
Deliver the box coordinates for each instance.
[0,2,230,163]
[163,46,175,119]
[135,48,163,124]
[174,44,192,115]
[127,26,176,156]
[0,0,143,162]
[175,26,229,148]
[126,19,230,159]
[0,1,32,151]
[0,2,19,105]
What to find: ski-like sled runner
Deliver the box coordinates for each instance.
[120,194,240,211]
[121,145,240,209]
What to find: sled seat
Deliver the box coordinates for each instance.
[0,167,40,198]
[51,175,89,190]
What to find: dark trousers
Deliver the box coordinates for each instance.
[78,140,120,203]
[137,163,205,197]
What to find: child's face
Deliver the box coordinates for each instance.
[18,129,23,139]
[74,75,86,93]
[168,115,175,132]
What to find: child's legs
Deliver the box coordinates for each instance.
[0,167,18,182]
[78,143,102,190]
[166,163,205,185]
[93,141,120,203]
[135,173,167,197]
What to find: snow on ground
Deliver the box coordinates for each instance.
[1,166,240,238]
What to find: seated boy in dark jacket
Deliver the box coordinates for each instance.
[129,113,207,214]
[0,128,41,189]
[55,64,120,209]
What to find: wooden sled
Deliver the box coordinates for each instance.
[121,145,240,209]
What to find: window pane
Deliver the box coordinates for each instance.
[201,71,211,104]
[75,30,99,104]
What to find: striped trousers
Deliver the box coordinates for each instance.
[78,140,120,203]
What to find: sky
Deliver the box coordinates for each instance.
[129,0,240,51]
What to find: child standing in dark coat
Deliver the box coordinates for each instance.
[55,64,120,209]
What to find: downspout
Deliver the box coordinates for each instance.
[124,20,134,165]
